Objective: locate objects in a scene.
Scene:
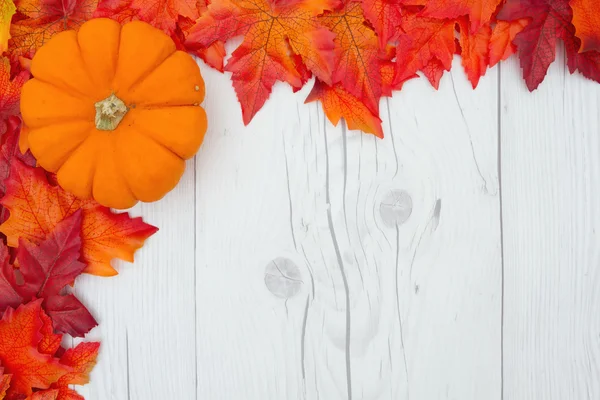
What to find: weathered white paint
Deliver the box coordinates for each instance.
[72,51,600,400]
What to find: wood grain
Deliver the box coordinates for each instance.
[194,57,501,400]
[501,50,600,400]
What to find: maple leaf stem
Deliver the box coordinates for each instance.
[94,94,128,131]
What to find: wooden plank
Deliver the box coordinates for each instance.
[196,57,502,399]
[501,52,600,399]
[74,161,197,399]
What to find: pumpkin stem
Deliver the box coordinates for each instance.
[95,94,128,131]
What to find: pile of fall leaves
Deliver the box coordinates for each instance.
[2,0,600,139]
[1,2,161,397]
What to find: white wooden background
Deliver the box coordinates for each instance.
[71,45,600,400]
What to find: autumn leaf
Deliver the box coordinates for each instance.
[570,0,600,52]
[30,390,59,399]
[497,0,573,91]
[564,33,600,83]
[14,211,86,300]
[8,0,97,59]
[306,80,384,137]
[420,0,502,32]
[0,0,15,53]
[0,367,10,399]
[0,57,29,136]
[45,295,97,338]
[489,19,528,67]
[458,18,492,88]
[361,0,403,48]
[0,243,22,315]
[186,0,337,124]
[32,342,99,400]
[318,0,386,115]
[0,300,69,396]
[394,11,456,89]
[0,116,36,201]
[37,308,61,356]
[93,0,140,22]
[130,0,198,35]
[0,160,158,276]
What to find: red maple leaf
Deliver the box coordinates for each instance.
[0,58,29,136]
[0,300,69,396]
[570,0,600,52]
[0,161,158,276]
[186,0,337,124]
[0,243,22,315]
[420,0,502,32]
[14,211,86,300]
[44,295,97,338]
[0,116,37,200]
[361,0,403,48]
[8,0,98,59]
[394,10,456,89]
[458,17,492,88]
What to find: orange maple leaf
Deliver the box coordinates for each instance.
[458,17,492,88]
[0,161,158,276]
[306,80,384,138]
[186,0,337,124]
[570,0,600,53]
[0,57,29,136]
[0,300,69,396]
[394,11,456,89]
[31,342,99,400]
[318,0,385,115]
[489,19,528,67]
[8,0,98,59]
[421,0,502,33]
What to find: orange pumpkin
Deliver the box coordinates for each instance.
[20,19,207,209]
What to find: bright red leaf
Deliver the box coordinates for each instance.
[186,0,337,124]
[421,0,502,32]
[394,11,456,89]
[458,18,492,88]
[0,300,68,396]
[129,0,198,34]
[0,161,158,276]
[570,0,600,52]
[361,0,403,48]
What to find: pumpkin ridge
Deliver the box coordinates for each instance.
[30,123,93,172]
[29,76,94,102]
[73,34,99,95]
[123,48,179,95]
[115,46,176,96]
[129,126,185,161]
